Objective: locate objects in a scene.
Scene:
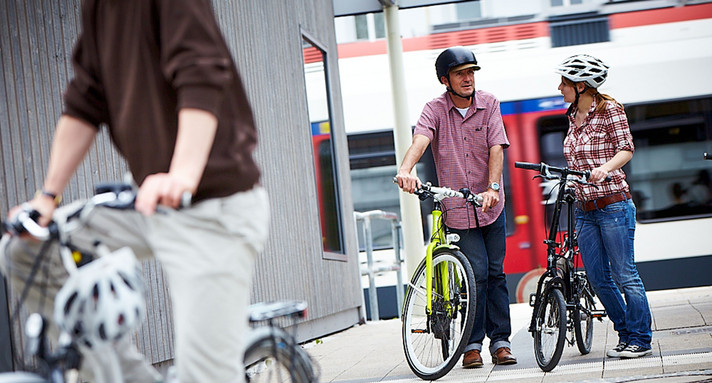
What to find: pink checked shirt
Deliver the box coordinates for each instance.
[563,98,635,201]
[414,90,510,229]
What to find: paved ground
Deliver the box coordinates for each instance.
[304,286,712,383]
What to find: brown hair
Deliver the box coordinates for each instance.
[562,77,624,113]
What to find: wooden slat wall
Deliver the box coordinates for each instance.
[0,0,362,367]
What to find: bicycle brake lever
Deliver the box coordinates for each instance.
[417,190,431,201]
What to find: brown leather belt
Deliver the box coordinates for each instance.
[579,191,632,212]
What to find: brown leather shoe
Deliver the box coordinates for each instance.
[491,347,517,365]
[462,349,483,368]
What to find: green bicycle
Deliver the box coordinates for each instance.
[396,181,481,380]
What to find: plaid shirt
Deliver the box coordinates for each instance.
[563,98,635,201]
[414,90,509,229]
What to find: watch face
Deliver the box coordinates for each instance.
[490,182,500,191]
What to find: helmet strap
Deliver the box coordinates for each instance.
[447,87,473,101]
[443,74,474,102]
[567,84,589,116]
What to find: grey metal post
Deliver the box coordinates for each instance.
[361,215,380,321]
[383,2,424,280]
[392,220,404,318]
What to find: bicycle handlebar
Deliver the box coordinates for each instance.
[2,182,192,240]
[393,177,483,206]
[514,161,611,184]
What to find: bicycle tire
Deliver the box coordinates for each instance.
[573,274,594,355]
[533,287,566,372]
[401,249,476,380]
[244,326,316,383]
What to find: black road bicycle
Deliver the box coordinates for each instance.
[515,162,607,372]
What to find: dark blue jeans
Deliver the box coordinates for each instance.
[449,211,512,355]
[575,199,652,348]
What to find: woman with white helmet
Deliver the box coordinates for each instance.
[556,54,653,359]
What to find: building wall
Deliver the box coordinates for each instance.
[0,0,361,368]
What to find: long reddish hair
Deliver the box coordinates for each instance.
[562,77,623,113]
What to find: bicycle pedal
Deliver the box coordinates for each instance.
[591,311,607,320]
[411,329,429,334]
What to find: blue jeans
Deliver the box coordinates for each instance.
[575,199,652,348]
[449,211,512,355]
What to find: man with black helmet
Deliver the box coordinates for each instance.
[395,46,516,368]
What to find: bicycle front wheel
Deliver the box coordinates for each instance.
[401,249,476,380]
[573,274,594,355]
[244,326,316,383]
[533,287,566,372]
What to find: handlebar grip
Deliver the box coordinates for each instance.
[514,162,541,171]
[583,170,612,182]
[180,192,192,209]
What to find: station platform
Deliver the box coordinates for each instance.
[305,286,712,383]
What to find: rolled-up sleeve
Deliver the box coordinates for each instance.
[414,103,437,141]
[63,28,108,128]
[607,106,635,153]
[159,0,233,117]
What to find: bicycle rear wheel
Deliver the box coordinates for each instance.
[573,274,594,355]
[533,287,566,372]
[401,249,476,380]
[244,326,316,383]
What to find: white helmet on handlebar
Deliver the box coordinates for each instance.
[554,54,609,88]
[54,247,145,348]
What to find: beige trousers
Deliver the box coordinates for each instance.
[0,186,270,383]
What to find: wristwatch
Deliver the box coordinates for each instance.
[35,189,62,206]
[488,182,500,192]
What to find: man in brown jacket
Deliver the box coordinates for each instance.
[1,0,269,382]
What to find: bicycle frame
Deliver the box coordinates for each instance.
[424,204,459,316]
[528,171,578,330]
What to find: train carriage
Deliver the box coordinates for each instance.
[336,2,712,305]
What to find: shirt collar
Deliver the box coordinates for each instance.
[568,97,599,124]
[443,90,484,113]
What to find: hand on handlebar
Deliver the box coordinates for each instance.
[136,173,193,215]
[588,166,611,183]
[479,189,500,213]
[394,172,422,194]
[6,194,57,231]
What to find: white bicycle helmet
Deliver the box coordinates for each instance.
[554,54,609,88]
[54,247,146,348]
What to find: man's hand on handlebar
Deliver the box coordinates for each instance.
[136,173,193,215]
[6,194,57,230]
[479,189,500,213]
[394,172,422,194]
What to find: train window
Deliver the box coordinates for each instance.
[536,97,712,223]
[302,33,345,259]
[351,163,427,250]
[627,96,712,222]
[348,129,431,250]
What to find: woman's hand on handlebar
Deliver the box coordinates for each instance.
[394,172,422,194]
[588,166,610,183]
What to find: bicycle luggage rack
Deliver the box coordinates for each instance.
[353,210,404,321]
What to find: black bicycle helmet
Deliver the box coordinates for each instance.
[435,46,480,83]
